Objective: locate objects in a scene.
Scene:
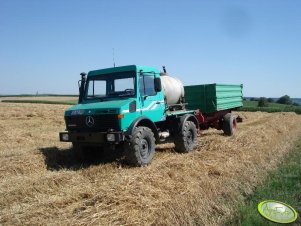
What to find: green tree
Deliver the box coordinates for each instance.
[258,97,269,107]
[267,98,274,103]
[277,95,292,105]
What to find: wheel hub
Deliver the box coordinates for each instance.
[187,130,193,145]
[232,118,237,129]
[140,139,149,158]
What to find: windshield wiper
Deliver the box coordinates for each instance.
[118,93,133,97]
[85,96,107,101]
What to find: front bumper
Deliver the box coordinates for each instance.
[59,131,125,144]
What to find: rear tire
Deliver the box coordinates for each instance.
[124,126,156,166]
[222,113,237,136]
[174,121,197,153]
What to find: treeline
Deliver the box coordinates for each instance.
[248,95,299,107]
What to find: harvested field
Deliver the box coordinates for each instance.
[1,102,301,225]
[0,96,78,102]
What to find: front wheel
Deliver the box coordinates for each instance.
[124,126,156,166]
[174,121,197,153]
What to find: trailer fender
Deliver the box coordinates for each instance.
[125,116,159,141]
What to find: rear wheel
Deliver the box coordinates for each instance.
[174,121,197,153]
[124,126,156,166]
[222,113,237,136]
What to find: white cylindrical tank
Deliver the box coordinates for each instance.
[160,73,185,105]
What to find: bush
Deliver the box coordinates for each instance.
[267,98,274,103]
[250,97,257,101]
[258,97,269,107]
[277,95,292,105]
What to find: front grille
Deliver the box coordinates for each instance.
[65,114,120,132]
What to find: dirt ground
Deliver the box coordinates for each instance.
[0,102,301,226]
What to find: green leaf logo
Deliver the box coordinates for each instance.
[258,200,298,224]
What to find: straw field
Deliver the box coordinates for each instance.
[1,102,301,225]
[0,96,78,102]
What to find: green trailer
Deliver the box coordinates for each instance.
[184,84,243,113]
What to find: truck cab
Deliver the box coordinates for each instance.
[72,65,164,127]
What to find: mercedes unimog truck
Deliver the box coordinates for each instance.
[60,65,243,166]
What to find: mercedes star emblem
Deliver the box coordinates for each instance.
[85,116,95,127]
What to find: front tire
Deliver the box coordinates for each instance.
[174,121,197,153]
[124,126,156,166]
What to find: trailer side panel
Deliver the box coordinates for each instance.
[184,83,243,113]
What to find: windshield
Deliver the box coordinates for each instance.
[84,71,136,100]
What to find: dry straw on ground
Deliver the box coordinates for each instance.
[1,103,301,225]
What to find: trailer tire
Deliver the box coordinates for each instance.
[223,113,237,136]
[124,126,155,166]
[174,121,197,153]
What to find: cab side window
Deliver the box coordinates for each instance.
[139,73,156,96]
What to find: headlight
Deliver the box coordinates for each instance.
[106,133,115,142]
[61,133,69,141]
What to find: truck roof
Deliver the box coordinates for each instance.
[88,65,159,77]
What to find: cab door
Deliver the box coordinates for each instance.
[139,72,165,122]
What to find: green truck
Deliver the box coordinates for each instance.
[60,65,243,166]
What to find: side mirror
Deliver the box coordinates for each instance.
[154,77,162,92]
[78,73,87,103]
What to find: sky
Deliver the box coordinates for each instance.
[0,0,300,97]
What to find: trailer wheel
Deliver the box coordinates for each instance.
[124,126,155,166]
[223,113,237,136]
[174,121,197,153]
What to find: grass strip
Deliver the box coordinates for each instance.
[226,138,301,226]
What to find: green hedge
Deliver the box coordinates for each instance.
[238,106,301,114]
[238,100,301,114]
